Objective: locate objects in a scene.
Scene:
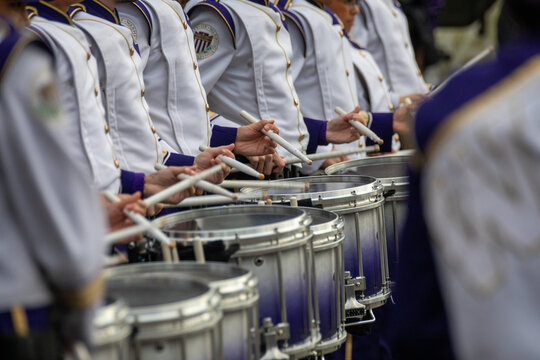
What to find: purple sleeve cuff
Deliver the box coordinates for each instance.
[370,112,394,152]
[303,117,328,154]
[210,125,238,147]
[163,152,195,166]
[120,170,145,195]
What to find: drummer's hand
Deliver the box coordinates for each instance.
[235,120,278,156]
[319,148,346,169]
[194,144,234,183]
[393,102,418,149]
[247,152,285,175]
[144,165,198,204]
[326,106,365,144]
[101,192,146,243]
[399,93,428,107]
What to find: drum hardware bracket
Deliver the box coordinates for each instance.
[344,272,366,318]
[260,318,290,360]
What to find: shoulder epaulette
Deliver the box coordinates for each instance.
[68,4,86,18]
[187,0,236,49]
[132,1,153,37]
[281,9,306,57]
[0,26,52,84]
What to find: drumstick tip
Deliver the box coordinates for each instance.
[307,159,313,165]
[258,173,265,180]
[266,198,272,205]
[169,240,177,249]
[374,144,380,152]
[232,194,239,201]
[378,139,384,145]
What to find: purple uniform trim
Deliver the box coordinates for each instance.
[76,0,121,24]
[163,152,195,166]
[281,9,306,56]
[370,112,394,152]
[210,125,237,147]
[120,170,145,195]
[0,306,51,334]
[29,2,73,25]
[0,19,22,79]
[303,117,328,154]
[188,0,237,49]
[133,1,153,33]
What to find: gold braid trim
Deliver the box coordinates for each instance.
[58,273,104,310]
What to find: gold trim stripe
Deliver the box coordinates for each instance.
[58,273,104,309]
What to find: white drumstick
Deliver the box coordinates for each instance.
[156,163,234,199]
[145,163,227,206]
[240,110,313,165]
[193,237,205,263]
[199,144,264,179]
[335,106,384,145]
[220,180,309,190]
[103,192,171,246]
[283,145,380,165]
[430,47,494,97]
[105,224,147,245]
[162,191,269,208]
[177,174,237,199]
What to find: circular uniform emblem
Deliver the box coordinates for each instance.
[193,23,219,60]
[120,17,138,43]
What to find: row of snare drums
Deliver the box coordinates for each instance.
[92,151,411,360]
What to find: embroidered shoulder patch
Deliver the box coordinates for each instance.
[121,17,138,43]
[193,23,219,60]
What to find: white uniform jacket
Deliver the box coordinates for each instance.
[28,2,121,192]
[0,21,104,309]
[117,0,210,156]
[350,0,428,96]
[71,0,169,174]
[187,0,310,156]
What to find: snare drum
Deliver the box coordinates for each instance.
[300,207,346,355]
[325,152,411,273]
[155,205,320,359]
[92,298,131,360]
[104,274,223,360]
[242,176,390,312]
[106,262,259,360]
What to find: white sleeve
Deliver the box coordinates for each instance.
[0,43,105,296]
[189,6,236,94]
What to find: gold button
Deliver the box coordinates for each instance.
[346,69,350,77]
[378,75,383,82]
[193,61,198,70]
[389,104,394,111]
[94,87,99,96]
[151,126,156,133]
[205,104,210,112]
[114,160,120,168]
[130,47,134,56]
[392,10,397,17]
[360,51,366,57]
[141,88,145,97]
[299,133,305,141]
[287,60,291,68]
[358,140,363,147]
[293,98,299,106]
[417,69,422,75]
[339,30,344,37]
[104,124,109,133]
[277,24,281,31]
[404,42,409,48]
[183,21,187,30]
[87,51,91,60]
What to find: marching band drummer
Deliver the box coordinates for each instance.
[25,0,221,216]
[390,0,540,358]
[0,1,105,357]
[282,0,421,157]
[68,0,231,186]
[115,0,284,176]
[350,0,429,97]
[186,0,371,174]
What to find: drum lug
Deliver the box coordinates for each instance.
[260,318,290,360]
[344,272,366,319]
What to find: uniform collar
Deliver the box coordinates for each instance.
[78,0,121,24]
[304,0,340,25]
[27,1,73,25]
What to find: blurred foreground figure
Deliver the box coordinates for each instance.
[392,1,540,359]
[0,1,105,357]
